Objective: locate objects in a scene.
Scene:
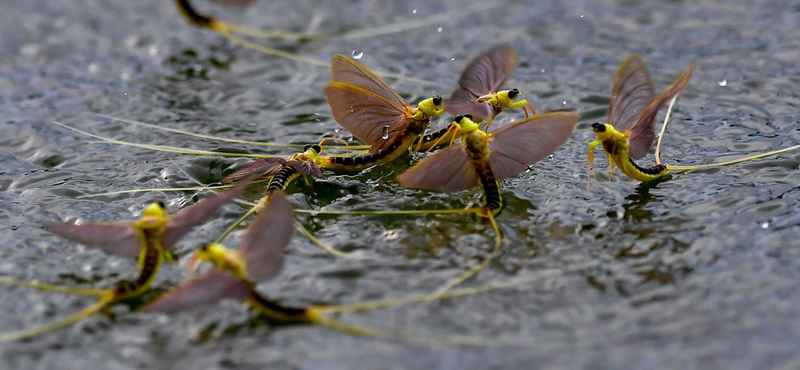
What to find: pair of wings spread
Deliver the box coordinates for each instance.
[322,45,517,154]
[609,54,695,159]
[399,112,580,193]
[144,192,295,313]
[48,181,295,313]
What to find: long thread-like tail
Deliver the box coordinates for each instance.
[668,144,800,171]
[0,277,111,297]
[0,292,116,341]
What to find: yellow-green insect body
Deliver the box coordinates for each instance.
[194,243,249,281]
[589,123,670,182]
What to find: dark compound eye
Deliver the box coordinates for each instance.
[508,88,519,99]
[454,115,464,123]
[311,144,321,153]
[432,95,442,106]
[591,122,605,132]
[464,114,473,121]
[303,144,312,151]
[152,200,166,209]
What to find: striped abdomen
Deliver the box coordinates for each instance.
[114,234,163,299]
[267,166,300,193]
[324,131,415,172]
[248,292,311,322]
[475,160,502,212]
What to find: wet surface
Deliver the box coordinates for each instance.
[1,0,799,369]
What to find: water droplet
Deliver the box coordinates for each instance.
[314,112,320,116]
[437,27,443,32]
[351,50,364,59]
[381,125,390,139]
[148,45,158,56]
[562,100,567,105]
[718,79,727,87]
[541,69,546,73]
[761,222,769,229]
[450,57,455,61]
[334,128,340,133]
[412,8,417,14]
[548,154,554,159]
[580,14,584,18]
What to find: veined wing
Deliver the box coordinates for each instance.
[397,144,477,193]
[458,44,516,96]
[236,190,294,281]
[488,112,580,179]
[142,269,250,313]
[329,54,409,111]
[445,87,494,122]
[626,64,695,159]
[608,54,655,134]
[323,82,412,154]
[287,160,324,178]
[221,158,286,184]
[47,222,141,259]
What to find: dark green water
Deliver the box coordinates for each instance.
[1,0,799,369]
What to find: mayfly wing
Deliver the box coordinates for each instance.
[608,54,655,134]
[287,161,324,178]
[329,54,409,108]
[323,82,411,154]
[458,44,516,96]
[236,190,294,281]
[142,269,250,313]
[47,222,141,259]
[397,144,477,193]
[445,88,495,122]
[626,63,695,159]
[488,112,581,179]
[221,158,286,184]
[162,179,251,249]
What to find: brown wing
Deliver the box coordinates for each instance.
[221,158,285,184]
[47,222,141,259]
[329,54,409,109]
[608,54,655,133]
[323,82,412,154]
[445,88,494,122]
[142,269,250,313]
[488,112,581,179]
[287,161,324,178]
[397,144,477,193]
[236,191,294,281]
[458,44,516,96]
[626,64,695,159]
[162,180,250,249]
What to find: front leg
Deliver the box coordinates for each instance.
[587,140,601,188]
[606,152,615,181]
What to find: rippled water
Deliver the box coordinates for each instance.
[1,0,799,369]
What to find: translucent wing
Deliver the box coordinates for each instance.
[323,82,411,154]
[397,144,477,193]
[488,112,581,179]
[329,54,409,110]
[162,180,250,249]
[47,222,141,259]
[221,158,286,184]
[236,191,294,281]
[142,269,250,313]
[626,64,695,159]
[445,88,494,122]
[608,54,655,133]
[458,44,516,96]
[287,161,324,179]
